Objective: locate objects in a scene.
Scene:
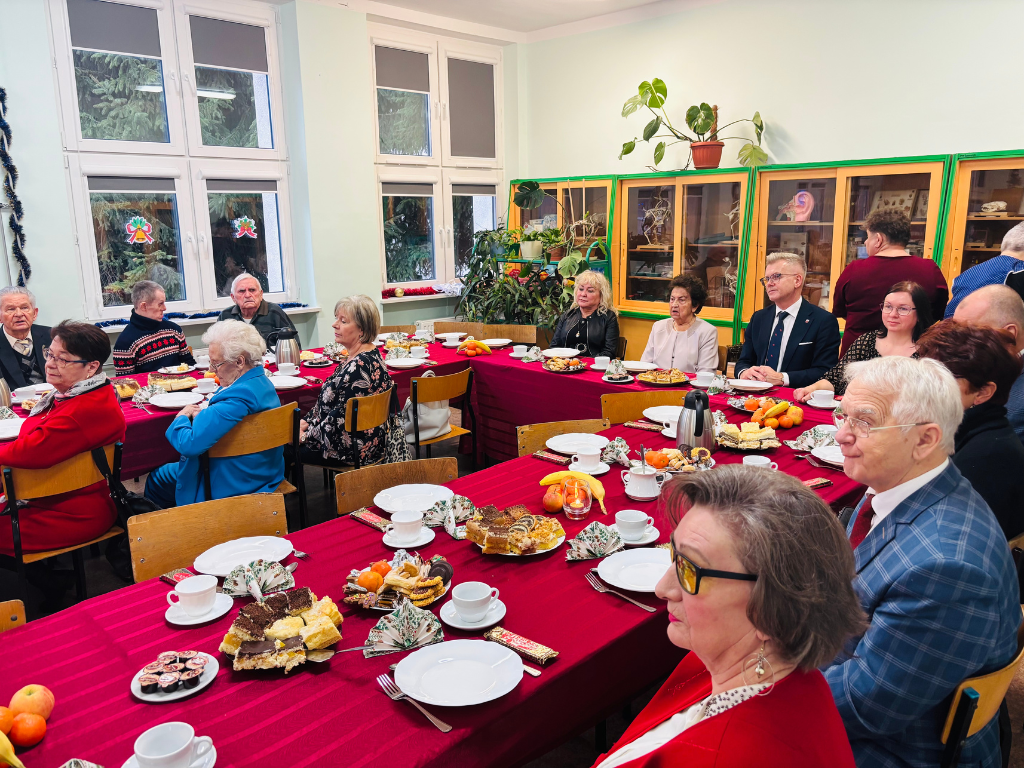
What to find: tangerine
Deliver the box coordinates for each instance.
[645,450,669,469]
[764,417,779,429]
[744,398,759,411]
[369,561,391,578]
[9,712,45,747]
[0,706,12,735]
[777,415,794,429]
[356,571,383,591]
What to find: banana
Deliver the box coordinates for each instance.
[457,339,491,354]
[0,730,25,768]
[539,470,607,513]
[763,401,791,419]
[474,341,491,354]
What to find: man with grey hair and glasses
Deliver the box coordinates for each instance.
[217,273,295,343]
[945,220,1024,318]
[0,285,49,389]
[822,355,1019,768]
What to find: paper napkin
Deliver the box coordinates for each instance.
[59,761,104,768]
[222,559,295,601]
[423,494,475,528]
[132,384,165,403]
[784,424,839,452]
[566,521,625,561]
[520,346,544,362]
[364,600,443,657]
[385,346,410,360]
[0,406,18,420]
[601,436,632,467]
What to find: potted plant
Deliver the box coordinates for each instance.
[520,230,543,261]
[538,228,566,261]
[619,79,766,170]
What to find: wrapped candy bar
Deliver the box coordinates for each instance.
[349,509,390,532]
[484,626,559,666]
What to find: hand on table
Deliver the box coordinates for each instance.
[764,369,785,386]
[741,366,774,382]
[180,403,202,420]
[792,387,812,403]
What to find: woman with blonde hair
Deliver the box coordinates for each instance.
[550,269,620,358]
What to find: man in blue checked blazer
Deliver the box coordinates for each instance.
[734,252,840,389]
[822,356,1020,768]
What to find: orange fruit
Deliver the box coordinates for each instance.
[466,349,477,357]
[645,451,669,469]
[370,561,391,578]
[764,417,779,429]
[465,341,477,349]
[9,712,45,747]
[744,398,759,411]
[356,571,383,591]
[0,706,13,735]
[751,408,764,424]
[787,406,804,426]
[777,415,794,429]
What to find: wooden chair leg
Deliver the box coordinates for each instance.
[296,464,308,530]
[323,468,330,489]
[71,549,87,602]
[90,543,101,558]
[594,719,608,753]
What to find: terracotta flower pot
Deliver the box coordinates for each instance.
[691,141,725,170]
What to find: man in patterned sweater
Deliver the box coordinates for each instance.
[112,280,194,374]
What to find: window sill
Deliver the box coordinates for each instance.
[381,294,458,305]
[100,305,322,334]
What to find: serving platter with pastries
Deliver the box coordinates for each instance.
[466,504,566,556]
[147,371,200,392]
[343,552,453,610]
[728,396,804,430]
[111,377,142,400]
[637,368,688,386]
[643,446,715,473]
[715,421,781,450]
[300,349,334,367]
[131,649,219,702]
[542,356,587,374]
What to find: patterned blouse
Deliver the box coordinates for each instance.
[303,349,393,465]
[822,330,919,395]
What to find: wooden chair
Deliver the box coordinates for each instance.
[335,457,457,516]
[482,324,537,343]
[717,345,729,374]
[127,493,287,582]
[940,609,1024,768]
[0,599,26,633]
[434,321,483,338]
[516,418,611,457]
[615,337,627,359]
[409,369,475,466]
[600,391,687,425]
[2,443,124,601]
[199,403,307,529]
[379,324,416,334]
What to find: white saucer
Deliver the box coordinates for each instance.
[590,364,607,372]
[509,352,527,359]
[569,461,610,476]
[165,593,233,626]
[123,746,216,768]
[609,523,660,546]
[661,427,676,439]
[603,374,634,384]
[689,381,715,389]
[383,527,436,548]
[624,489,660,502]
[443,341,461,348]
[439,599,506,630]
[807,399,840,409]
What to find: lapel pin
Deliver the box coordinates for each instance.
[805,319,809,323]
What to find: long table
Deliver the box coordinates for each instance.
[0,418,861,768]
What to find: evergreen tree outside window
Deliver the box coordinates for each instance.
[452,185,496,279]
[374,46,431,158]
[382,184,435,283]
[207,180,284,297]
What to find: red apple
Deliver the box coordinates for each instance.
[9,685,55,721]
[542,486,563,514]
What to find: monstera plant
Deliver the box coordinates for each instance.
[619,79,767,169]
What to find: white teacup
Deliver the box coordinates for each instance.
[277,362,298,376]
[195,379,217,394]
[743,455,779,470]
[166,574,217,617]
[451,581,500,623]
[810,389,835,405]
[615,509,654,541]
[385,510,424,544]
[694,371,714,386]
[410,346,428,359]
[621,466,667,498]
[194,355,210,368]
[135,722,213,768]
[570,448,602,473]
[13,385,35,400]
[513,345,528,356]
[594,356,611,368]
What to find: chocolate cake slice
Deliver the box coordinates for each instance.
[240,601,275,628]
[286,587,315,616]
[229,614,266,642]
[263,592,290,620]
[233,636,305,674]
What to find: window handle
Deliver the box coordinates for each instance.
[167,71,180,95]
[447,226,453,248]
[442,102,448,121]
[183,72,195,94]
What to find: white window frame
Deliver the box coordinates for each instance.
[377,166,445,288]
[49,0,189,156]
[190,158,297,309]
[442,168,502,278]
[369,28,440,168]
[67,153,205,320]
[438,41,503,170]
[172,0,287,161]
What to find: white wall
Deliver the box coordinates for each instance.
[513,0,1024,178]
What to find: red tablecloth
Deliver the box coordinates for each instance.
[0,418,862,768]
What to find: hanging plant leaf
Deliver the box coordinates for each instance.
[651,78,668,105]
[513,181,547,210]
[752,111,764,143]
[654,141,666,165]
[619,140,636,159]
[686,103,715,137]
[642,116,661,142]
[737,143,769,167]
[622,94,644,118]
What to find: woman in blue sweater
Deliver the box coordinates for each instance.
[145,320,283,507]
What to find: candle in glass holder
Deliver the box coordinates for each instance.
[562,477,592,521]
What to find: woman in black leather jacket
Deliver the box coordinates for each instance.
[550,270,620,358]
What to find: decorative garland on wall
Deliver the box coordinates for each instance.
[0,87,30,286]
[94,302,310,328]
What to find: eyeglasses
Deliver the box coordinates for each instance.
[880,303,916,316]
[42,347,88,369]
[759,272,798,286]
[833,407,932,439]
[209,359,239,373]
[671,538,757,595]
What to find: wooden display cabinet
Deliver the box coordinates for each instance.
[507,177,615,239]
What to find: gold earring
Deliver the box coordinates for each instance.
[742,641,776,694]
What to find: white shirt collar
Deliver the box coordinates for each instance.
[866,458,949,531]
[4,326,31,353]
[775,295,802,320]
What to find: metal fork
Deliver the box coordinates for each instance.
[292,549,310,560]
[585,572,656,613]
[796,454,843,471]
[377,674,453,732]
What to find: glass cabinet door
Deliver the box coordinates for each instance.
[683,181,743,309]
[623,184,677,304]
[842,172,931,266]
[960,165,1024,273]
[517,183,558,231]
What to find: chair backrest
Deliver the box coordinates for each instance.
[717,345,729,373]
[412,368,471,404]
[379,324,415,334]
[127,493,287,582]
[615,337,627,359]
[3,443,116,501]
[434,321,483,337]
[0,599,25,633]
[516,418,611,457]
[335,457,457,516]
[941,609,1024,744]
[344,387,393,432]
[208,403,298,458]
[600,391,687,425]
[482,324,536,343]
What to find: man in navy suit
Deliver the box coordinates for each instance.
[735,252,840,388]
[0,286,50,391]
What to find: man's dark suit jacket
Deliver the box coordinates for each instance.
[0,324,50,390]
[734,301,840,388]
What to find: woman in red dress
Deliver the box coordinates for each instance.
[592,466,865,768]
[0,321,126,558]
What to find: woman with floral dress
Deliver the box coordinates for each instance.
[299,296,394,467]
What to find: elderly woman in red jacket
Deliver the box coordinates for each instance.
[0,321,126,559]
[592,466,865,768]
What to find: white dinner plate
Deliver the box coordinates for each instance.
[271,375,307,390]
[394,639,523,707]
[603,374,634,384]
[440,599,506,629]
[158,365,195,374]
[131,652,219,703]
[545,432,610,454]
[811,445,846,466]
[596,548,672,593]
[481,338,512,348]
[622,360,658,372]
[643,406,683,425]
[165,593,234,626]
[542,348,580,358]
[193,536,293,577]
[385,359,426,369]
[374,484,454,515]
[0,418,24,441]
[728,379,773,392]
[149,392,205,409]
[436,332,467,340]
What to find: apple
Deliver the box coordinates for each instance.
[542,485,563,514]
[9,685,54,721]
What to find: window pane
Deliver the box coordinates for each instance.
[683,182,741,309]
[453,194,496,278]
[447,58,495,159]
[195,66,273,149]
[383,195,435,283]
[625,185,675,304]
[73,51,169,143]
[209,190,284,297]
[89,191,184,307]
[377,89,430,156]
